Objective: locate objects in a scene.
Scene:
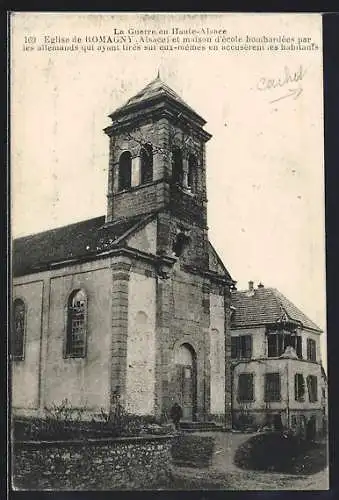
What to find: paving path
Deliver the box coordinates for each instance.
[172,431,329,490]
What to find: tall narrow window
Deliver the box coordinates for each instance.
[296,336,302,358]
[66,289,87,358]
[231,335,252,359]
[242,335,252,358]
[140,144,153,184]
[188,154,197,192]
[294,373,305,401]
[307,338,316,362]
[307,375,318,402]
[238,373,254,402]
[172,147,183,185]
[264,373,281,402]
[12,298,25,360]
[118,151,132,191]
[267,334,278,357]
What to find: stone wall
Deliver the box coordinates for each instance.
[209,293,225,415]
[112,181,167,221]
[126,271,157,415]
[13,435,173,490]
[12,280,44,410]
[12,259,113,416]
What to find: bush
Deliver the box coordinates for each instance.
[13,399,172,441]
[171,434,215,468]
[234,431,328,474]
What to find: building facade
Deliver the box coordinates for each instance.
[231,281,327,438]
[12,75,235,426]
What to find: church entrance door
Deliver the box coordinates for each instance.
[174,343,197,421]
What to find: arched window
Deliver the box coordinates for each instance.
[140,144,153,184]
[12,298,25,360]
[118,151,132,191]
[172,231,190,257]
[172,147,183,185]
[188,154,197,192]
[66,289,87,358]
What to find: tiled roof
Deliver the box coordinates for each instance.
[126,75,188,108]
[231,287,322,332]
[109,75,205,124]
[12,214,147,277]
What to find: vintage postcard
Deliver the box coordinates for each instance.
[10,12,328,490]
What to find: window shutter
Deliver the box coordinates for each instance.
[312,340,316,361]
[307,375,318,402]
[294,374,298,400]
[244,335,252,358]
[231,337,237,359]
[268,334,277,357]
[264,374,269,401]
[248,374,254,400]
[277,335,284,356]
[300,374,305,399]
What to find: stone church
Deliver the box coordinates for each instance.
[12,75,235,427]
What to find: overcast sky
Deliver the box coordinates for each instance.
[11,13,326,364]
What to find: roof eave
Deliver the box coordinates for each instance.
[107,93,207,128]
[231,320,323,333]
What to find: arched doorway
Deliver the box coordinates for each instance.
[174,343,197,421]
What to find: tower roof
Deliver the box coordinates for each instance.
[124,74,190,109]
[108,74,207,127]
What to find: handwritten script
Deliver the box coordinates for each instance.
[257,65,306,104]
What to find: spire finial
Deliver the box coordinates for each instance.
[157,68,160,79]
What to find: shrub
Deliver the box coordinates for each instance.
[234,431,328,474]
[13,399,172,441]
[171,434,215,468]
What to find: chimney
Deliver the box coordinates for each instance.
[258,282,264,288]
[248,280,254,292]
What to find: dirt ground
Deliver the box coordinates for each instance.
[170,431,329,491]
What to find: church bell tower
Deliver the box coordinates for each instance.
[104,74,212,270]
